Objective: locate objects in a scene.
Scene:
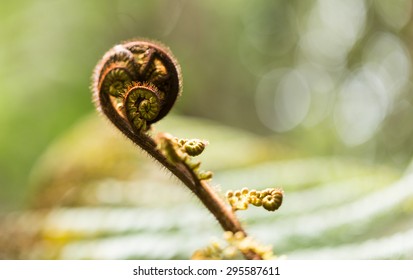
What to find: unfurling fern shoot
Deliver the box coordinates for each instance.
[91,39,283,260]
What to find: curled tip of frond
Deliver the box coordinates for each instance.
[176,138,208,157]
[226,187,283,212]
[156,133,213,180]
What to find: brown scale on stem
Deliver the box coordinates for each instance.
[92,39,263,260]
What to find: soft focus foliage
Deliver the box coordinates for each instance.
[1,0,413,259]
[1,115,411,259]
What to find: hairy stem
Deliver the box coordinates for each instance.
[102,105,261,259]
[93,40,262,259]
[144,140,261,259]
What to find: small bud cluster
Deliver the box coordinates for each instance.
[177,138,207,156]
[226,187,283,212]
[191,231,275,260]
[156,133,212,180]
[156,133,185,164]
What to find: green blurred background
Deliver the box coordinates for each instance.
[1,0,413,259]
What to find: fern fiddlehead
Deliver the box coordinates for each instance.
[93,40,181,133]
[92,39,279,260]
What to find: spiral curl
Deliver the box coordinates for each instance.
[93,40,182,132]
[226,187,283,212]
[176,138,207,157]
